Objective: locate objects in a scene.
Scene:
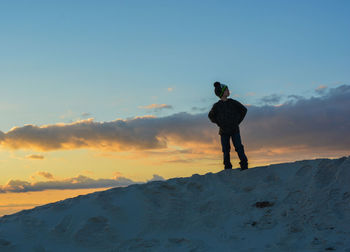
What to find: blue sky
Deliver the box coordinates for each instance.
[1,0,349,132]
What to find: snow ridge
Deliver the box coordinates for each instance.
[0,157,349,251]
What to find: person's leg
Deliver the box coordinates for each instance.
[220,134,232,169]
[232,131,248,170]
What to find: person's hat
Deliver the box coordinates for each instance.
[214,81,228,98]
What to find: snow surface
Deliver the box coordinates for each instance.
[0,157,350,252]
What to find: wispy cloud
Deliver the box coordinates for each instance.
[315,85,328,95]
[259,94,284,105]
[25,154,45,160]
[191,106,208,112]
[81,112,92,118]
[138,104,173,112]
[36,171,54,180]
[133,115,157,119]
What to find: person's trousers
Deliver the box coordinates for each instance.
[220,132,248,169]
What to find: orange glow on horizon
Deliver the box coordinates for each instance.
[0,188,111,217]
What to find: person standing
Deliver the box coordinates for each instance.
[208,81,248,170]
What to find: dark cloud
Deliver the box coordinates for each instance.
[242,85,350,152]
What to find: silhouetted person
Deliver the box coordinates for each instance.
[208,81,248,170]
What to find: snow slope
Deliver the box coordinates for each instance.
[0,157,349,252]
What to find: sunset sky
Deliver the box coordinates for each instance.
[1,0,349,216]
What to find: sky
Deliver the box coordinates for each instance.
[0,0,349,215]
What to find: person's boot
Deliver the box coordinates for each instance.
[240,161,248,171]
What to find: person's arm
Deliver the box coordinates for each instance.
[208,104,218,124]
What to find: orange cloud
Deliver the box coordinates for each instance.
[25,154,45,160]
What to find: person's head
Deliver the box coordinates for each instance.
[214,81,230,99]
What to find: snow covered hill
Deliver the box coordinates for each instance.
[0,157,349,252]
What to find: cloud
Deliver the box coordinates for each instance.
[36,171,54,180]
[0,85,349,159]
[0,131,4,142]
[259,94,283,105]
[0,118,166,151]
[0,175,139,193]
[0,174,165,193]
[315,85,328,95]
[147,174,165,182]
[133,115,157,119]
[163,158,196,164]
[26,154,45,160]
[242,84,350,152]
[138,104,173,112]
[191,106,208,112]
[0,112,212,152]
[81,112,92,118]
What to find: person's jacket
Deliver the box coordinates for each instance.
[208,98,247,135]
